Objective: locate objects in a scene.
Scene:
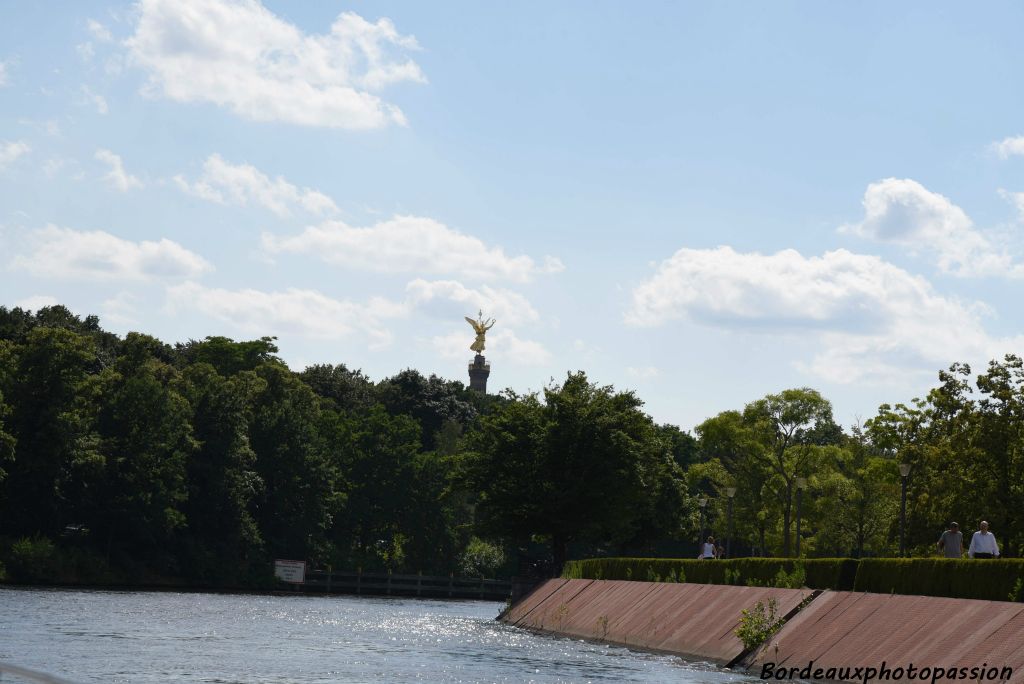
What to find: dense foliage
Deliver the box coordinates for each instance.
[1,304,1023,587]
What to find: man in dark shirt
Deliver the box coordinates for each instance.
[937,522,963,559]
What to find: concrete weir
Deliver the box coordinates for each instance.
[501,579,1024,682]
[500,578,813,664]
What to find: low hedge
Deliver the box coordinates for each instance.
[563,557,1024,602]
[562,557,858,590]
[853,559,1024,602]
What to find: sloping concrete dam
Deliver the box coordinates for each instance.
[501,579,1024,682]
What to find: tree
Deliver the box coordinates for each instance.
[0,327,103,537]
[93,334,194,564]
[463,372,669,571]
[178,363,265,582]
[743,388,839,556]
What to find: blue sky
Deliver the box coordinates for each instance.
[3,0,1024,429]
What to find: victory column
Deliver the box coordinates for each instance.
[464,310,494,393]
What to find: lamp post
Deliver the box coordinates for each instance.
[899,463,912,557]
[795,477,807,557]
[698,495,708,555]
[725,487,737,559]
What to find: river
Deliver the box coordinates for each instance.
[0,586,759,683]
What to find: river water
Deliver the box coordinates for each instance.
[0,586,759,683]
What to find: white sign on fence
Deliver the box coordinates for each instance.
[274,559,306,584]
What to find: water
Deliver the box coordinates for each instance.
[0,586,759,683]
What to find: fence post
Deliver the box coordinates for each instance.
[387,569,392,596]
[357,566,362,595]
[417,571,422,597]
[479,577,484,599]
[449,572,454,598]
[326,565,332,594]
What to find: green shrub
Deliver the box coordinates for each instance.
[7,537,60,583]
[734,598,782,651]
[562,557,855,590]
[459,537,505,578]
[853,559,1024,602]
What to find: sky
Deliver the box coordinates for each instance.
[3,0,1024,431]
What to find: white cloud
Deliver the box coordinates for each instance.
[102,291,141,327]
[87,19,113,42]
[15,295,59,311]
[95,148,142,191]
[81,85,109,114]
[12,225,211,281]
[841,178,1023,278]
[429,328,551,366]
[126,0,426,129]
[174,154,337,216]
[264,216,564,283]
[999,188,1024,223]
[627,245,1024,384]
[166,282,395,347]
[0,140,30,169]
[0,61,9,87]
[991,136,1024,159]
[404,279,539,326]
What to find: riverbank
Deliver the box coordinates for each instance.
[502,579,1024,682]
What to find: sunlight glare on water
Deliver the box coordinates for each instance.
[0,587,761,683]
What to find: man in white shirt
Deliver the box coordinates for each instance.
[967,520,1000,559]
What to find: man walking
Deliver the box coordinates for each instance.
[967,521,1000,559]
[937,522,963,558]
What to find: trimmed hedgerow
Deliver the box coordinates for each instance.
[563,557,1024,602]
[562,557,857,590]
[853,558,1024,602]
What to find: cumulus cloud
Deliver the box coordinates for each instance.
[126,0,426,129]
[12,225,211,281]
[841,178,1023,278]
[166,282,395,347]
[991,136,1024,159]
[174,154,337,216]
[404,279,539,326]
[0,140,30,169]
[627,245,1023,384]
[96,149,142,191]
[429,328,551,366]
[263,216,564,283]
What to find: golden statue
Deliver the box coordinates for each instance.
[464,310,496,354]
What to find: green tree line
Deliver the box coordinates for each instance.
[1,305,1022,585]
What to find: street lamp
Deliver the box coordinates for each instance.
[725,487,737,559]
[795,477,807,557]
[899,463,912,557]
[698,495,708,555]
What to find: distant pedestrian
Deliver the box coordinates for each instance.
[699,536,717,559]
[936,522,963,559]
[968,521,1000,559]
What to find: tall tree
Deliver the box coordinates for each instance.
[743,388,839,556]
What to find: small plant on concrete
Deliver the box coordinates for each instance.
[734,598,783,651]
[596,614,610,639]
[1009,577,1024,603]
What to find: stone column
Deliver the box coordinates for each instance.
[468,354,490,393]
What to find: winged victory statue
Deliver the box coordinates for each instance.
[465,310,496,354]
